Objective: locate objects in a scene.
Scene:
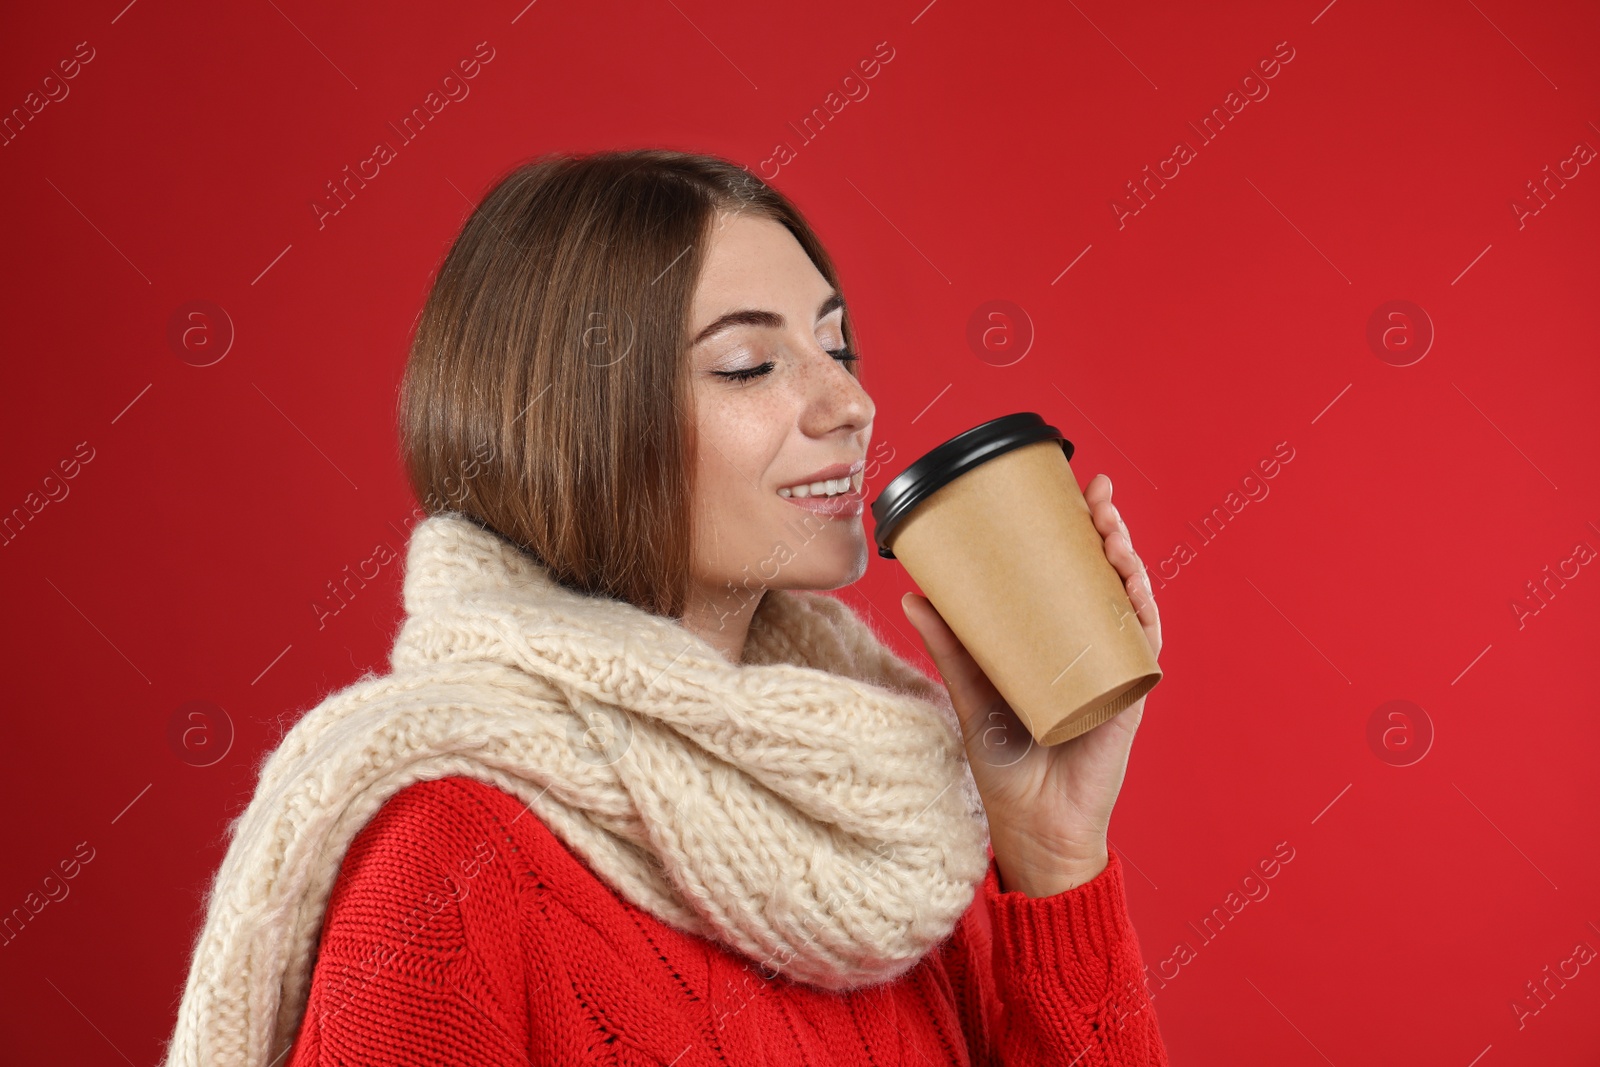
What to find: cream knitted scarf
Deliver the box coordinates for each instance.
[161,511,992,1067]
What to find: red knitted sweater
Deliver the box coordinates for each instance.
[285,776,1170,1066]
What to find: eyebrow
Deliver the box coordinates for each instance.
[690,291,845,347]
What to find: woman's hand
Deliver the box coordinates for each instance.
[900,473,1162,898]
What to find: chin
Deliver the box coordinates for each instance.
[785,545,870,592]
[751,512,870,590]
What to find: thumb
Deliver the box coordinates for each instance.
[900,592,947,655]
[900,593,989,701]
[896,591,940,652]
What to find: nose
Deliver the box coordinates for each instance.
[797,342,875,438]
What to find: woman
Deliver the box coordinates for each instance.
[160,149,1169,1067]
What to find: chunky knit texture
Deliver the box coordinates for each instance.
[285,775,1170,1066]
[162,511,1008,1067]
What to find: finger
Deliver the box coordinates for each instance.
[1105,534,1156,621]
[1126,566,1158,619]
[900,594,997,711]
[900,594,967,679]
[1124,568,1161,652]
[1102,523,1141,575]
[1092,500,1129,547]
[1085,479,1127,536]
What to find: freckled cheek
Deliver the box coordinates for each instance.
[730,401,792,484]
[692,389,796,506]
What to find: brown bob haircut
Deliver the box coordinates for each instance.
[397,148,860,620]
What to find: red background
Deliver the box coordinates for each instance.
[3,0,1597,1062]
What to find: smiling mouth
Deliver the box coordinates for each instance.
[777,468,866,499]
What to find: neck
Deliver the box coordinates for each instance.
[678,579,766,665]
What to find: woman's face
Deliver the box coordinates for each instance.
[684,210,877,623]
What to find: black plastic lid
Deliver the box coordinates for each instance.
[870,412,1074,559]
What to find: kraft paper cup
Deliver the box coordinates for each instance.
[871,412,1161,746]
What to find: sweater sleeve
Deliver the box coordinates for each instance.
[942,848,1170,1066]
[284,780,531,1067]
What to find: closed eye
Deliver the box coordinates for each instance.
[712,347,859,383]
[712,360,775,383]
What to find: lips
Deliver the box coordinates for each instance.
[774,467,864,502]
[777,459,866,499]
[778,480,865,517]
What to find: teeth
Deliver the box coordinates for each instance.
[778,472,862,499]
